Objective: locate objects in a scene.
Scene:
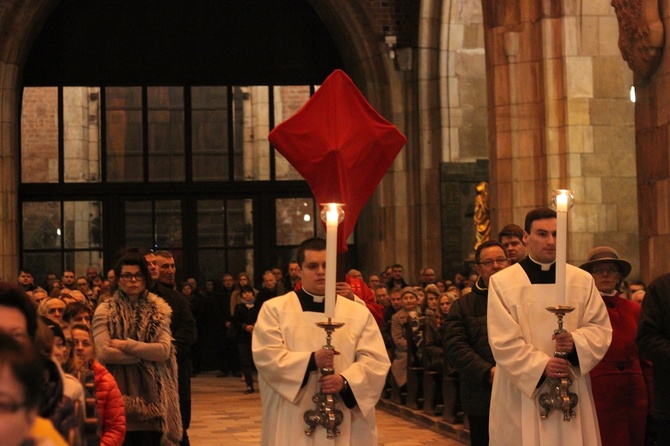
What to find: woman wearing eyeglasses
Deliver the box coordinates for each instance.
[580,246,652,446]
[92,251,181,446]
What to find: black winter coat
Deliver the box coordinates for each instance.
[444,278,495,416]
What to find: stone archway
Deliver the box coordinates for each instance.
[0,0,58,280]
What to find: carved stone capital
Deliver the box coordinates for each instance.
[612,0,665,77]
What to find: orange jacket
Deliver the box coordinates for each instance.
[91,360,126,446]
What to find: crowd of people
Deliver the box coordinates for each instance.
[1,207,668,445]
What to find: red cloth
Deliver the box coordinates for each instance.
[269,69,406,253]
[347,275,384,327]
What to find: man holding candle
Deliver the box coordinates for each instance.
[487,207,612,446]
[252,237,391,445]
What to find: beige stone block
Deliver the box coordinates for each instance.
[565,57,594,97]
[567,152,582,176]
[572,203,599,232]
[592,124,635,155]
[578,16,600,56]
[455,50,486,78]
[448,24,465,49]
[562,0,580,16]
[592,56,634,99]
[569,231,595,263]
[596,204,618,232]
[608,152,637,176]
[581,153,610,176]
[463,23,484,49]
[569,177,585,202]
[582,177,603,203]
[459,76,487,108]
[546,154,561,179]
[590,98,634,125]
[447,76,460,106]
[573,204,602,233]
[602,177,636,204]
[599,16,622,56]
[545,127,563,155]
[580,0,614,16]
[566,98,591,125]
[567,125,594,154]
[445,127,461,161]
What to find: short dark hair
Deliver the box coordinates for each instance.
[0,283,38,340]
[114,251,152,287]
[498,224,525,242]
[0,332,45,409]
[475,240,507,264]
[239,284,254,294]
[63,302,92,324]
[524,207,557,234]
[374,283,389,292]
[296,237,327,266]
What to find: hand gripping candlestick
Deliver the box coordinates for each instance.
[539,190,578,422]
[304,203,346,439]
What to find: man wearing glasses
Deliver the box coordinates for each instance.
[445,240,509,445]
[486,207,611,446]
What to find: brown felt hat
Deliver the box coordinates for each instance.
[579,246,631,278]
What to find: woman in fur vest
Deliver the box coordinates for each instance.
[92,251,181,446]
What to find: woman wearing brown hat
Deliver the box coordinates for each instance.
[580,246,652,446]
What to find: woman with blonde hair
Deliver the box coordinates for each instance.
[71,323,126,446]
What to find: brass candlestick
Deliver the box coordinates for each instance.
[304,318,346,439]
[539,306,578,422]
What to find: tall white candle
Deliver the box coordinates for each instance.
[325,206,338,318]
[555,193,568,306]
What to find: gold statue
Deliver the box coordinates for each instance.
[473,181,491,250]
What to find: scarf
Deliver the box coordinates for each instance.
[105,290,182,445]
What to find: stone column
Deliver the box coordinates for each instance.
[483,0,639,273]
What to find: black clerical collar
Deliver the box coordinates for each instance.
[520,256,556,284]
[296,288,326,313]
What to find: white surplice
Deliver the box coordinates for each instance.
[487,263,612,446]
[252,291,391,446]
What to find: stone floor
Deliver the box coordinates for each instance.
[188,371,469,445]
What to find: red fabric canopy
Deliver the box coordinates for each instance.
[269,69,406,253]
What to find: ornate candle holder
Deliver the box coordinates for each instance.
[539,306,578,422]
[304,318,346,439]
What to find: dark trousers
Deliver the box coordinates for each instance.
[220,336,241,373]
[177,355,192,445]
[656,418,670,446]
[124,430,162,446]
[467,413,490,446]
[237,339,254,389]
